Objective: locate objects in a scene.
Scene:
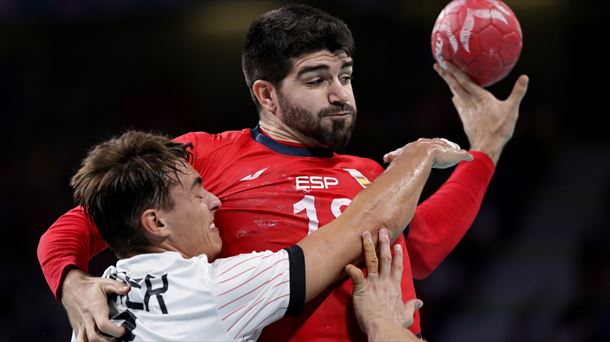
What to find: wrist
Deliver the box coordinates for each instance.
[366,318,406,341]
[365,318,385,337]
[61,268,88,301]
[469,143,501,165]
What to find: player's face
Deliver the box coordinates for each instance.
[277,50,357,148]
[161,162,222,260]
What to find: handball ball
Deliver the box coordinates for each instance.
[431,0,522,87]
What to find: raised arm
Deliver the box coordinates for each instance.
[297,138,472,301]
[406,63,529,278]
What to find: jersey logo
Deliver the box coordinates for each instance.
[296,176,339,190]
[240,168,268,181]
[343,168,372,189]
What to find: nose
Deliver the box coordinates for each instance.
[328,79,349,105]
[207,192,222,212]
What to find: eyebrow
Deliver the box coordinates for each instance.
[297,61,354,78]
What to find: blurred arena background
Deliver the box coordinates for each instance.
[1,0,608,341]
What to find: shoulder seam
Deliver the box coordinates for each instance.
[192,131,245,161]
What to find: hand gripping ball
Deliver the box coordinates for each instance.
[431,0,522,87]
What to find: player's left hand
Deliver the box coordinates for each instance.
[434,62,529,164]
[345,229,422,334]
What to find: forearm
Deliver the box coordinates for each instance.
[37,206,108,300]
[407,151,495,279]
[299,145,434,301]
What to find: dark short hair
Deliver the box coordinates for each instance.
[71,131,192,258]
[242,4,355,108]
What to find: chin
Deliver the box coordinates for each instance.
[206,250,220,262]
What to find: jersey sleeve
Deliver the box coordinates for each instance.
[211,247,304,341]
[37,206,109,300]
[174,131,238,177]
[407,150,496,279]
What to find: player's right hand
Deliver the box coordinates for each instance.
[62,268,130,341]
[383,138,473,169]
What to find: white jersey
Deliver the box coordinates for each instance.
[72,247,304,341]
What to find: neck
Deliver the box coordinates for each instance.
[258,111,326,148]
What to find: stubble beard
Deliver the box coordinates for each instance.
[278,93,357,149]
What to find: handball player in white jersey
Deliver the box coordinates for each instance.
[68,130,470,341]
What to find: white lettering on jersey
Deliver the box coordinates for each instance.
[293,195,352,234]
[343,169,372,189]
[240,168,268,181]
[331,198,351,217]
[295,176,339,190]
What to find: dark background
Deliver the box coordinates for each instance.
[2,1,608,341]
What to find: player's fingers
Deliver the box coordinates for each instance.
[383,147,402,163]
[507,74,529,108]
[95,317,125,338]
[443,62,487,99]
[390,244,404,283]
[362,231,378,277]
[403,299,424,328]
[84,318,113,342]
[101,279,130,296]
[76,327,87,342]
[434,63,470,100]
[345,264,365,287]
[460,151,474,161]
[378,229,392,278]
[438,138,460,150]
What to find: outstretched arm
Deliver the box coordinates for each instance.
[297,138,472,301]
[407,63,529,278]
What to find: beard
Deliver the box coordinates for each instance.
[278,93,357,149]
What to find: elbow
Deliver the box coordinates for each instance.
[409,250,437,280]
[37,230,51,267]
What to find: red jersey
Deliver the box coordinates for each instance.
[38,126,496,341]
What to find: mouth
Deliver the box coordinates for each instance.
[323,111,351,118]
[209,221,219,233]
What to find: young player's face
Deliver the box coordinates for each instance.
[161,163,222,260]
[277,50,357,148]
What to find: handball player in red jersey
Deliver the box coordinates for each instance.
[37,4,529,341]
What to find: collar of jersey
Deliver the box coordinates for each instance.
[250,126,334,158]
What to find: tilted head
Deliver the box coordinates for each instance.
[71,131,222,259]
[242,4,358,148]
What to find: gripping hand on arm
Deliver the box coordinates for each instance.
[298,137,472,301]
[62,269,130,342]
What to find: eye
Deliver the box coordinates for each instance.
[339,75,353,85]
[306,78,323,86]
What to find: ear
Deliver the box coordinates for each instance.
[140,209,169,238]
[252,80,278,115]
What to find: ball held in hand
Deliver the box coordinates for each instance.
[431,0,522,87]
